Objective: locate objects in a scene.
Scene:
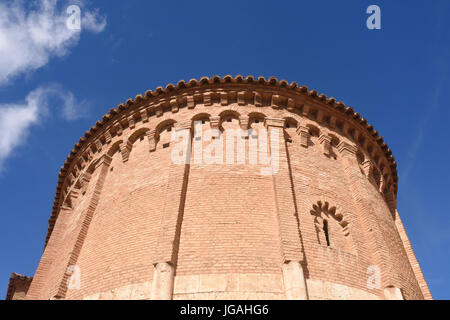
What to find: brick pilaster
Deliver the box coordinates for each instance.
[393,210,432,299]
[296,125,309,148]
[147,129,157,152]
[151,120,192,300]
[54,154,112,299]
[265,117,308,300]
[318,134,332,157]
[25,206,72,299]
[337,141,391,293]
[120,140,132,162]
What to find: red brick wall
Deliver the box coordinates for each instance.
[67,136,170,299]
[177,120,281,276]
[23,78,431,300]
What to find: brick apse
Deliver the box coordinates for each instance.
[7,75,432,300]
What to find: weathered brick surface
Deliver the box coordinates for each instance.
[12,76,431,300]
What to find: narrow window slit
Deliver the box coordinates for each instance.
[323,220,331,246]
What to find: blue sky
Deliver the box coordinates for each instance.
[0,0,448,299]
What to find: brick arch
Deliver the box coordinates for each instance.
[305,123,320,137]
[128,127,150,144]
[155,119,177,135]
[282,116,298,142]
[218,110,241,134]
[63,150,111,207]
[309,200,352,251]
[356,148,365,164]
[106,139,123,158]
[247,112,266,130]
[245,113,266,140]
[86,157,99,174]
[69,153,108,202]
[246,113,266,139]
[121,127,151,161]
[191,113,212,138]
[43,76,401,250]
[154,119,177,149]
[191,112,212,121]
[328,133,340,147]
[309,200,350,230]
[247,111,267,120]
[283,116,298,128]
[219,109,241,121]
[17,75,430,300]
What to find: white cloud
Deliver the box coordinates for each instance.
[0,0,106,85]
[0,85,87,170]
[0,95,40,169]
[82,9,106,34]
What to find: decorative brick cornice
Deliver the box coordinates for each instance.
[239,115,249,130]
[120,140,133,162]
[361,160,374,177]
[318,134,332,157]
[264,117,285,128]
[174,120,193,131]
[337,141,358,156]
[209,116,220,129]
[296,125,310,148]
[147,129,157,152]
[79,172,91,195]
[209,116,221,138]
[43,75,399,248]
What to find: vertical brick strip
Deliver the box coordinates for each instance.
[394,210,432,299]
[337,141,391,291]
[25,207,71,299]
[151,121,192,300]
[265,118,308,300]
[54,154,112,299]
[147,129,157,152]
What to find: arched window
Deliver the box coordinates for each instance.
[310,201,354,253]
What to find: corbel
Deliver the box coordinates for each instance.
[318,134,332,156]
[147,129,157,152]
[296,125,310,148]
